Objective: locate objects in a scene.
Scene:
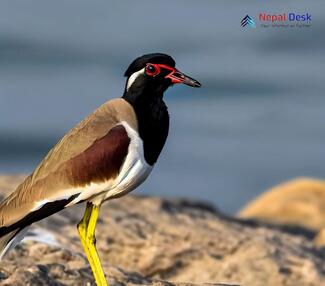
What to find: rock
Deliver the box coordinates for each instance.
[1,248,233,286]
[0,175,325,286]
[238,177,325,247]
[314,228,325,248]
[238,177,325,230]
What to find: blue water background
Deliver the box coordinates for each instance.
[0,1,324,213]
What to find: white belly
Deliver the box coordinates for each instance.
[58,121,152,207]
[89,121,153,204]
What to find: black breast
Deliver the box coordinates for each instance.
[135,99,169,166]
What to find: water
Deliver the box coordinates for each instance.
[0,0,324,213]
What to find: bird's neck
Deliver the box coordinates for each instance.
[122,90,170,166]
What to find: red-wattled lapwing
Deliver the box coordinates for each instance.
[0,53,201,285]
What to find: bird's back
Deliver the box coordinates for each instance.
[0,98,137,230]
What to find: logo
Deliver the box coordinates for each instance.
[259,12,311,22]
[241,15,256,28]
[241,13,311,29]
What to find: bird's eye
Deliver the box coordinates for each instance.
[145,64,160,77]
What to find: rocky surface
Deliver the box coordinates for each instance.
[0,175,325,286]
[239,178,325,247]
[239,178,325,230]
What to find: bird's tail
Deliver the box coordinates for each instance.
[0,175,78,260]
[0,227,28,260]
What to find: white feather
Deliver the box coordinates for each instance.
[103,121,153,200]
[0,227,29,260]
[126,68,145,91]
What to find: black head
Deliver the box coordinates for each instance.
[123,53,201,103]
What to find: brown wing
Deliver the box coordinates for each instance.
[64,124,131,187]
[32,98,137,182]
[0,98,138,229]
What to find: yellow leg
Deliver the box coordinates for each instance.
[77,202,108,286]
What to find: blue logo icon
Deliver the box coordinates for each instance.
[241,15,256,28]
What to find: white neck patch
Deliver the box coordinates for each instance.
[126,68,145,91]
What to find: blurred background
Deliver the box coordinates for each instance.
[0,1,324,214]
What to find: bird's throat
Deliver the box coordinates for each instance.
[122,92,169,166]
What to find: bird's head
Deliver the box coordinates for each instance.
[123,53,201,102]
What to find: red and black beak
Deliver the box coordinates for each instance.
[165,68,201,87]
[151,64,201,88]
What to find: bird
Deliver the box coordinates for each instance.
[0,53,201,285]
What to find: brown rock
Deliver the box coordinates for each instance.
[0,175,325,286]
[238,177,325,247]
[314,228,325,248]
[238,177,325,230]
